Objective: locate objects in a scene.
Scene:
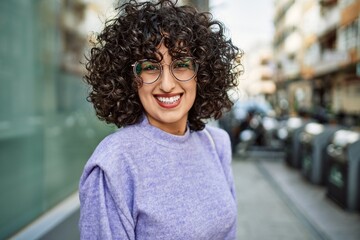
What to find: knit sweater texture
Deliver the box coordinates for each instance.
[79,116,237,240]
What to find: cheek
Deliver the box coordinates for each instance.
[137,88,150,109]
[138,86,151,100]
[191,88,196,101]
[189,82,197,100]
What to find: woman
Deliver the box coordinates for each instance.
[79,0,242,239]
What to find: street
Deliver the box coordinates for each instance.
[233,151,360,240]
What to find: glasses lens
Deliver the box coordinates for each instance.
[171,58,197,81]
[133,58,198,83]
[134,60,161,84]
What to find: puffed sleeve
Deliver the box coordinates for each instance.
[79,166,135,240]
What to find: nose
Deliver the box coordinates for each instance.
[159,65,176,92]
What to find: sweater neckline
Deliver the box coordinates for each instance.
[134,116,191,149]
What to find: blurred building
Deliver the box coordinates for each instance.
[273,0,360,125]
[242,43,277,104]
[0,0,210,239]
[0,0,115,239]
[182,0,209,11]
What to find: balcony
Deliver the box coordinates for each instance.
[281,59,301,79]
[340,0,360,26]
[317,5,340,36]
[319,0,338,7]
[313,49,349,75]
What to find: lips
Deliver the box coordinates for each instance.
[154,94,182,108]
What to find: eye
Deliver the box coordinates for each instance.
[141,61,160,72]
[173,58,194,70]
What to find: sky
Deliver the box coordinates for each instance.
[83,0,275,52]
[82,0,275,56]
[209,0,274,52]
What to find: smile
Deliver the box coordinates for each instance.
[157,95,181,104]
[154,94,182,108]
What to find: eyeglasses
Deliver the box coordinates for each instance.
[132,57,198,84]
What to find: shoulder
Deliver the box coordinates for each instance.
[98,125,139,149]
[203,125,232,163]
[80,125,141,190]
[83,125,141,170]
[204,125,231,144]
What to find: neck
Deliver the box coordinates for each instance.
[146,117,187,136]
[153,122,187,136]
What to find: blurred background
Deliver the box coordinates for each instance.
[0,0,359,239]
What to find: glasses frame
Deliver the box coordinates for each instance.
[132,57,198,84]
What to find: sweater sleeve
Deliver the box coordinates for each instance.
[206,127,237,240]
[207,127,236,200]
[79,165,135,240]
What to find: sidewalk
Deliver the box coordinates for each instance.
[232,155,318,240]
[233,152,360,240]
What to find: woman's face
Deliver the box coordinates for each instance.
[137,44,197,135]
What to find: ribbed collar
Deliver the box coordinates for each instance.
[134,115,191,149]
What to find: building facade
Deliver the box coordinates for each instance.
[273,0,360,124]
[0,0,114,238]
[0,0,210,238]
[182,0,209,11]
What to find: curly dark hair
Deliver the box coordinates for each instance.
[85,0,243,131]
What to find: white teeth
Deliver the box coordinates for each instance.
[157,95,181,104]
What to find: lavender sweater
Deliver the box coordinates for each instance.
[79,117,237,240]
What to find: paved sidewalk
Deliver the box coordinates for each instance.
[232,156,319,240]
[233,153,360,240]
[257,156,360,240]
